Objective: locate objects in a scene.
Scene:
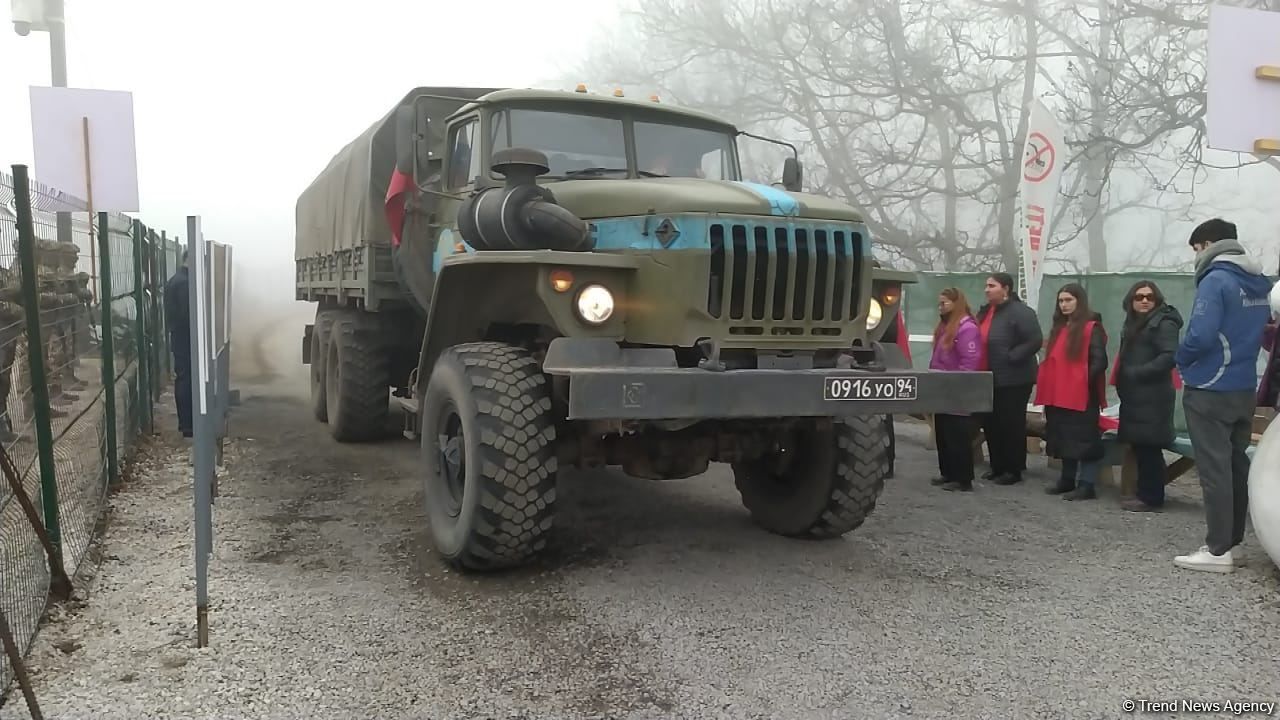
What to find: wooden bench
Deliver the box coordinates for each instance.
[1102,411,1269,497]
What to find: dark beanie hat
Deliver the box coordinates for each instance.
[1188,218,1237,247]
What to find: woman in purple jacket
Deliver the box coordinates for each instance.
[929,288,983,491]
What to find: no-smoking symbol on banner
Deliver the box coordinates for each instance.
[1024,131,1055,182]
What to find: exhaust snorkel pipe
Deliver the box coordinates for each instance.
[457,148,594,252]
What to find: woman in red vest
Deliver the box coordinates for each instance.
[1036,283,1109,501]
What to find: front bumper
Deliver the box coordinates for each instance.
[544,339,993,421]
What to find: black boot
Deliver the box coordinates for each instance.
[1045,475,1075,495]
[1064,485,1097,501]
[992,472,1023,486]
[941,479,973,492]
[930,476,950,486]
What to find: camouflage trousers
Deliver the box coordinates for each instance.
[0,336,19,431]
[43,319,80,398]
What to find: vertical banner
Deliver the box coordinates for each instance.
[1018,99,1065,305]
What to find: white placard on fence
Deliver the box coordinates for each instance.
[28,86,141,212]
[1206,4,1280,154]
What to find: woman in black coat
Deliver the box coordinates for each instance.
[975,272,1043,486]
[1114,281,1183,511]
[1037,283,1109,501]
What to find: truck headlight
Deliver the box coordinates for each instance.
[575,284,615,324]
[866,298,883,329]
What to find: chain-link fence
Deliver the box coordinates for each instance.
[0,165,181,706]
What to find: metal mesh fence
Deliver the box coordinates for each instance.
[0,167,181,700]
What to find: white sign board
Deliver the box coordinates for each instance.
[28,86,140,211]
[1206,4,1280,154]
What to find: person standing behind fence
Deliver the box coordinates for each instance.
[975,272,1043,486]
[1111,281,1183,512]
[928,288,982,492]
[1036,284,1108,501]
[0,266,23,445]
[163,251,192,438]
[1173,218,1274,573]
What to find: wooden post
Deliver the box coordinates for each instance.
[82,116,98,305]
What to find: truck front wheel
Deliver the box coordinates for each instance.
[420,342,558,571]
[732,416,889,538]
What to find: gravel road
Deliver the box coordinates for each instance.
[3,376,1278,720]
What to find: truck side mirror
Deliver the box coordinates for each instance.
[413,100,433,176]
[782,157,803,192]
[394,106,416,178]
[394,100,434,181]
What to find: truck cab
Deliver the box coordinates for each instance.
[415,88,904,361]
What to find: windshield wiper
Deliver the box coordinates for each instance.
[561,167,668,179]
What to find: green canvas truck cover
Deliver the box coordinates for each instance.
[293,87,501,260]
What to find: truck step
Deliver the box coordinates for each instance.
[396,396,419,441]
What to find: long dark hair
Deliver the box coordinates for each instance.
[1047,283,1093,359]
[1119,280,1165,357]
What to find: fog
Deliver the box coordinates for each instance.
[2,0,1278,387]
[0,0,621,386]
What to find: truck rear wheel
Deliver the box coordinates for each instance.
[310,312,334,423]
[732,416,889,538]
[323,314,390,442]
[420,342,558,571]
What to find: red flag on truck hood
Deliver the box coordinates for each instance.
[385,168,414,248]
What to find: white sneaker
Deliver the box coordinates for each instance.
[1173,546,1235,573]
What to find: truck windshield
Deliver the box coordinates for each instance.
[634,121,737,180]
[489,108,739,180]
[491,109,627,178]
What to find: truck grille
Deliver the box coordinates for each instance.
[706,222,864,334]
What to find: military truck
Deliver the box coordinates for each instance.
[296,86,992,571]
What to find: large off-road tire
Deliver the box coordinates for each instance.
[323,313,390,442]
[420,342,558,571]
[732,415,889,538]
[309,311,334,423]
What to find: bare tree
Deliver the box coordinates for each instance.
[576,0,1274,273]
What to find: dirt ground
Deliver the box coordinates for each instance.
[2,368,1279,720]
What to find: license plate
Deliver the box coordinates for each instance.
[823,375,918,401]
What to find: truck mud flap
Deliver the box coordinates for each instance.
[396,396,419,440]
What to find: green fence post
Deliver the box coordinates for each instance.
[99,213,120,486]
[158,230,169,379]
[132,220,152,436]
[11,165,62,561]
[148,229,161,405]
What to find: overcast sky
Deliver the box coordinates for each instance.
[0,0,625,304]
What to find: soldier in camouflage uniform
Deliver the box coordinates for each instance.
[74,271,94,373]
[0,263,24,444]
[53,240,87,393]
[35,239,74,413]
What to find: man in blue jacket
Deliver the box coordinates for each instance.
[1174,218,1274,573]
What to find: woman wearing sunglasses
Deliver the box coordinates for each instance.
[1112,281,1184,512]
